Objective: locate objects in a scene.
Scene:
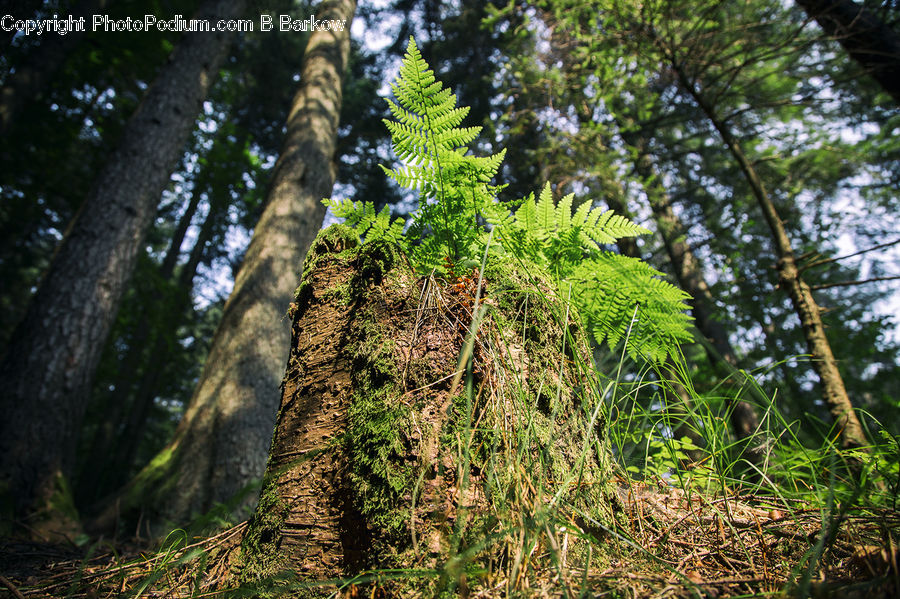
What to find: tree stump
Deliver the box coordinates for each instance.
[232,225,620,595]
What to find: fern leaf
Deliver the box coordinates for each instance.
[570,253,693,362]
[323,198,405,245]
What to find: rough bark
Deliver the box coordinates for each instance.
[0,0,245,530]
[669,60,868,449]
[230,226,619,594]
[98,0,357,532]
[0,0,111,136]
[795,0,900,104]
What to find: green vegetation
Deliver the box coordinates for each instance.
[327,37,692,364]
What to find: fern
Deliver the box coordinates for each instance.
[380,37,506,265]
[323,198,405,245]
[322,37,693,363]
[493,182,692,361]
[569,255,693,363]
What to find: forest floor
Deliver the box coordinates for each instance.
[1,480,897,598]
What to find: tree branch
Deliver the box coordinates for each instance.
[812,274,900,290]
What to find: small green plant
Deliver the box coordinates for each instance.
[326,36,692,362]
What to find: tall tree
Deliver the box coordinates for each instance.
[529,0,894,449]
[654,31,867,450]
[99,0,357,531]
[0,0,246,530]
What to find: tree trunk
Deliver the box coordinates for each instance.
[229,226,619,594]
[628,141,762,443]
[795,0,900,104]
[0,0,111,137]
[670,60,868,449]
[0,0,245,532]
[98,0,357,533]
[113,205,215,484]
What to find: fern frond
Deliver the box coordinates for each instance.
[570,253,693,363]
[498,182,651,269]
[324,198,405,245]
[379,38,509,264]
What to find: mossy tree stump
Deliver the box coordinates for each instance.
[232,225,620,594]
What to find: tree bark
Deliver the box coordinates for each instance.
[0,0,245,529]
[77,188,206,505]
[795,0,900,104]
[99,0,357,532]
[669,59,868,449]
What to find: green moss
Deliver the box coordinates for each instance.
[346,269,415,541]
[302,224,360,274]
[118,444,179,521]
[236,476,290,585]
[348,386,414,539]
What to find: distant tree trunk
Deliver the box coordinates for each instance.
[628,141,762,443]
[0,0,111,136]
[598,125,762,453]
[113,207,215,482]
[77,189,206,505]
[0,0,245,531]
[669,60,868,449]
[96,0,357,532]
[795,0,900,104]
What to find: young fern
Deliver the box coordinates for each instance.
[492,182,693,362]
[323,37,693,362]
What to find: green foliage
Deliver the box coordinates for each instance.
[324,37,691,363]
[325,198,405,245]
[493,183,693,361]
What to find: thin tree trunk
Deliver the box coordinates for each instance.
[795,0,900,104]
[97,0,357,532]
[669,59,868,449]
[0,0,245,528]
[0,0,111,136]
[627,139,762,442]
[113,206,215,484]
